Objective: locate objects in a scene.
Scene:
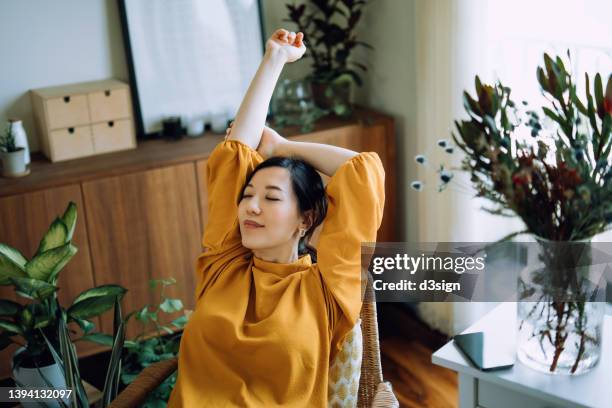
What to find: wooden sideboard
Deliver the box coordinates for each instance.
[0,107,397,379]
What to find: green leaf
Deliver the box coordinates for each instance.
[594,73,605,118]
[171,315,189,329]
[61,202,78,242]
[542,107,564,125]
[121,372,139,385]
[160,299,183,314]
[537,66,549,93]
[56,309,89,407]
[0,299,22,317]
[333,104,350,117]
[0,245,27,285]
[20,308,33,330]
[36,218,68,255]
[68,294,122,320]
[483,115,498,135]
[345,70,363,87]
[136,306,150,323]
[0,319,23,335]
[149,277,176,289]
[33,316,51,329]
[73,317,95,334]
[26,242,77,282]
[123,340,138,349]
[10,277,57,300]
[0,243,27,269]
[78,332,114,347]
[72,284,126,305]
[102,298,125,405]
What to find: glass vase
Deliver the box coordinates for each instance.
[517,236,606,375]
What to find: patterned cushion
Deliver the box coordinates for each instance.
[328,319,362,408]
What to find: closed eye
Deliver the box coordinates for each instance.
[242,194,281,201]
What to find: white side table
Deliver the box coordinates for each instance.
[432,302,611,408]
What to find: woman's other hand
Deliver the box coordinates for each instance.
[265,29,306,63]
[226,122,287,159]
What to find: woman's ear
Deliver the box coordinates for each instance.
[301,210,315,231]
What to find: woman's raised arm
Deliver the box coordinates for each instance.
[227,29,306,150]
[275,140,359,178]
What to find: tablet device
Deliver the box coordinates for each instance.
[453,331,515,371]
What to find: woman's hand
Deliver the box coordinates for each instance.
[265,29,306,63]
[226,122,287,159]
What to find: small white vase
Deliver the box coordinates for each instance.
[8,119,30,165]
[0,147,28,177]
[11,347,69,408]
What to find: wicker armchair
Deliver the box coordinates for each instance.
[110,283,398,407]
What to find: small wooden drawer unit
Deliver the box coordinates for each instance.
[31,79,137,162]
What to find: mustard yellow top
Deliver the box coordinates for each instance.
[167,139,385,407]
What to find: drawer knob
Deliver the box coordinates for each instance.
[104,90,111,97]
[108,121,114,127]
[68,127,75,134]
[63,96,71,103]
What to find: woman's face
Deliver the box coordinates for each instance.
[238,167,305,251]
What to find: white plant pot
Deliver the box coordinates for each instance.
[11,347,69,408]
[0,148,28,177]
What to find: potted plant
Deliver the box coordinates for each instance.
[84,277,189,407]
[413,52,612,374]
[0,201,127,406]
[0,122,28,177]
[120,277,188,406]
[285,0,372,116]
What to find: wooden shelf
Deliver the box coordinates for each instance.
[0,107,392,197]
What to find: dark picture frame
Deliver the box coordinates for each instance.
[118,0,266,139]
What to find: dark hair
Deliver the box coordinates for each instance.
[238,156,327,263]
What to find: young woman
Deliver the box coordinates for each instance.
[167,29,385,407]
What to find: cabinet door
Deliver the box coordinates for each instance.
[0,185,100,379]
[361,121,397,243]
[82,163,201,338]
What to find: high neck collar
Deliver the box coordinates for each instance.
[251,253,313,275]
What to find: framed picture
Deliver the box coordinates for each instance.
[118,0,265,138]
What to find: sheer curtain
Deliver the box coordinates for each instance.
[413,0,612,334]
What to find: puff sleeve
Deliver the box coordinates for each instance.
[202,139,264,251]
[194,140,264,300]
[316,152,385,352]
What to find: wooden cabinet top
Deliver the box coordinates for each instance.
[31,79,129,98]
[0,107,393,197]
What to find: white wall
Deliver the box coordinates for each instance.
[0,0,128,152]
[353,0,417,242]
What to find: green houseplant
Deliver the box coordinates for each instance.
[0,201,128,406]
[414,52,611,374]
[84,277,189,408]
[285,0,371,116]
[122,277,187,407]
[0,122,28,177]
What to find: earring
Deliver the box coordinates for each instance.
[299,229,305,237]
